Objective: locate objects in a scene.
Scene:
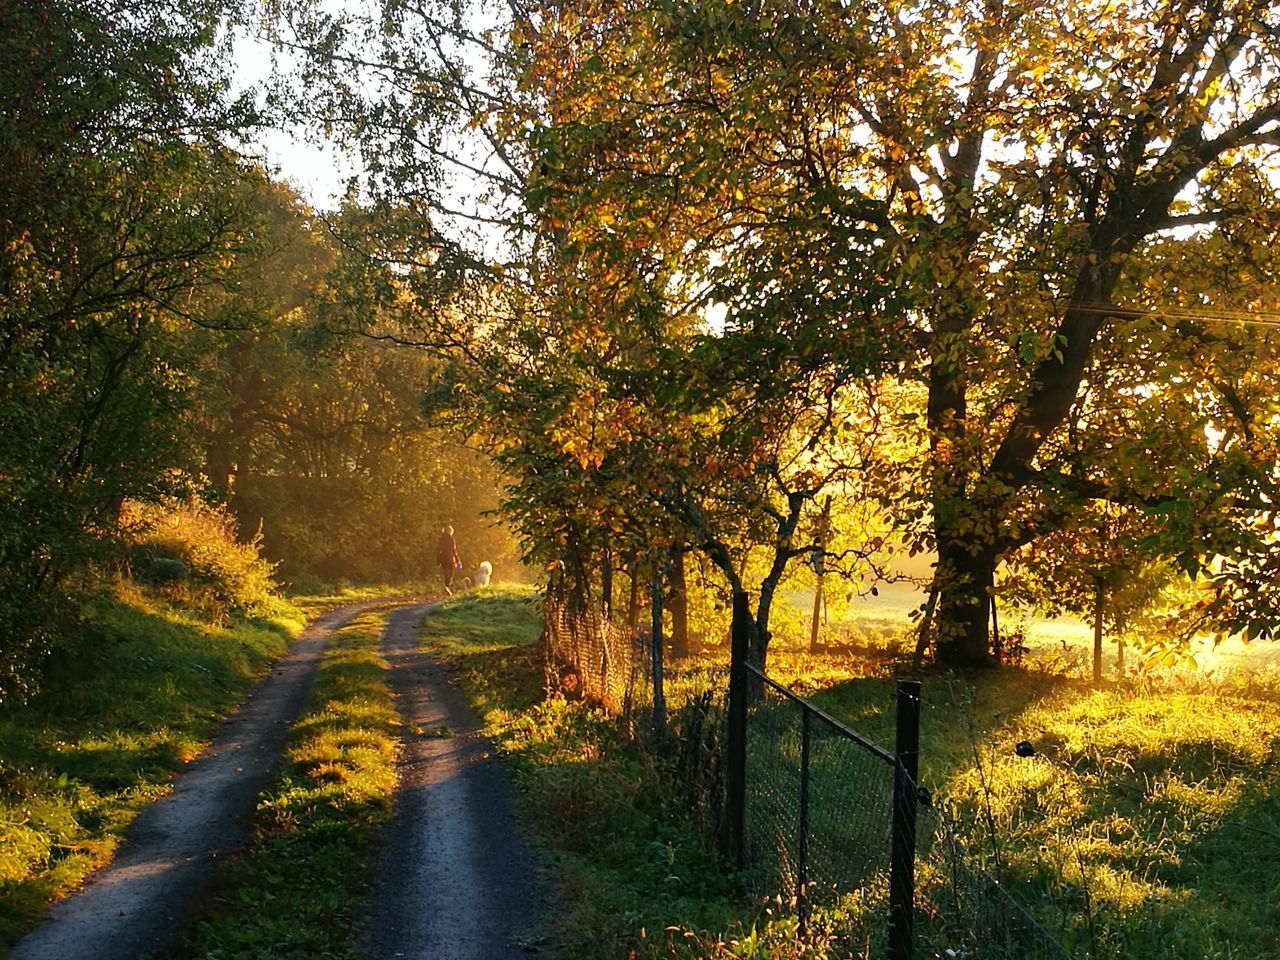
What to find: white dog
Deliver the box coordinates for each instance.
[473,560,492,587]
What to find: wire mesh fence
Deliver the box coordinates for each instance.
[542,585,1080,959]
[742,665,898,923]
[735,661,1079,960]
[543,591,650,719]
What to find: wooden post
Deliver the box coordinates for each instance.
[990,594,1001,662]
[911,579,939,673]
[650,563,666,737]
[808,496,832,653]
[797,707,812,935]
[601,539,613,617]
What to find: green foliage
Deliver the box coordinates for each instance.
[183,194,522,585]
[167,611,399,960]
[0,0,265,699]
[278,0,1280,669]
[122,498,280,623]
[0,593,298,948]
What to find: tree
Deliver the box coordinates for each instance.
[184,192,520,583]
[271,0,1280,670]
[514,0,1280,666]
[0,0,264,698]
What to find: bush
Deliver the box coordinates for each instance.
[122,498,278,621]
[0,600,54,706]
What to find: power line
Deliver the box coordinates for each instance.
[1070,301,1280,330]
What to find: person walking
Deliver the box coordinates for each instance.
[435,525,460,595]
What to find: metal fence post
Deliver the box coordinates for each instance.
[651,566,666,737]
[724,590,750,869]
[889,679,921,960]
[797,706,812,936]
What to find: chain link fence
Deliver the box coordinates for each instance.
[542,585,1080,959]
[742,665,898,931]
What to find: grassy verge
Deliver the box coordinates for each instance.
[166,609,399,959]
[0,592,302,948]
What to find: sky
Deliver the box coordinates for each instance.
[231,33,354,210]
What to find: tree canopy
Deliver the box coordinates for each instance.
[268,0,1280,668]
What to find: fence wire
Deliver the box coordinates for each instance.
[543,593,650,720]
[742,666,898,923]
[543,588,1078,959]
[916,804,1080,960]
[740,666,1078,960]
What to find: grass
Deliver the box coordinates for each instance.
[13,581,1269,958]
[163,610,400,959]
[721,637,1280,959]
[0,590,302,948]
[284,580,439,620]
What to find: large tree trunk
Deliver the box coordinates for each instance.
[934,533,996,668]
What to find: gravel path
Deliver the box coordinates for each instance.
[9,600,405,960]
[366,603,549,959]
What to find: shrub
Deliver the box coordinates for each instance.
[122,498,278,621]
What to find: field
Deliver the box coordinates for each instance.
[812,580,1280,679]
[5,584,1277,959]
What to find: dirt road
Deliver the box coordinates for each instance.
[8,601,396,960]
[10,598,547,960]
[366,603,548,959]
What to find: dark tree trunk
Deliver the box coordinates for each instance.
[206,439,234,494]
[934,535,996,668]
[601,539,613,617]
[668,549,688,658]
[626,558,641,630]
[1092,574,1105,687]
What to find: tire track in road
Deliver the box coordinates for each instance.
[9,599,415,960]
[367,603,549,960]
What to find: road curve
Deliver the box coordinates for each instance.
[366,603,549,959]
[9,599,409,960]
